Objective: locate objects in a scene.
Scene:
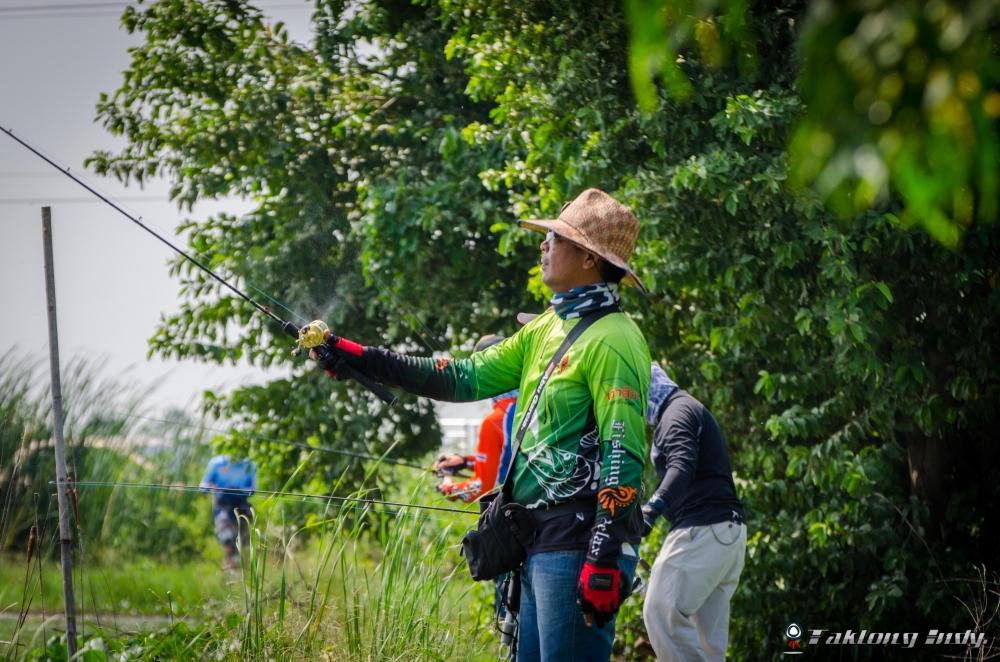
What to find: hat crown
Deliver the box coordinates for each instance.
[558,188,638,268]
[517,187,648,293]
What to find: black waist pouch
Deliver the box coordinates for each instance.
[461,489,533,581]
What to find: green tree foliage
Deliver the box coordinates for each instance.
[89,0,538,494]
[624,0,759,108]
[625,0,1000,248]
[792,0,1000,247]
[91,0,999,656]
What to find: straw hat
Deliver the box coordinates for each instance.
[520,188,647,294]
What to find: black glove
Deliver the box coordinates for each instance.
[640,496,666,537]
[314,344,350,378]
[309,333,364,378]
[434,454,468,475]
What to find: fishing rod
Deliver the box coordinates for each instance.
[59,480,477,517]
[1,126,396,406]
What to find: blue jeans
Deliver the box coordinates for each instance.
[516,549,638,662]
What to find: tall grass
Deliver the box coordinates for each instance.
[5,485,500,661]
[0,349,165,659]
[2,349,501,660]
[226,470,495,661]
[0,349,165,554]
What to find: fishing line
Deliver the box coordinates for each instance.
[59,480,477,517]
[2,128,195,259]
[2,126,282,324]
[4,124,460,375]
[28,162,310,327]
[363,267,449,354]
[111,410,439,472]
[245,281,309,327]
[1,126,396,405]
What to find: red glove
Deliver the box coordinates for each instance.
[577,562,624,627]
[436,479,456,498]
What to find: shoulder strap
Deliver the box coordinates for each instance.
[501,306,617,494]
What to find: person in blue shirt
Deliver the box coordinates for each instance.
[200,455,257,569]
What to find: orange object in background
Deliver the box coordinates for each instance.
[444,395,516,502]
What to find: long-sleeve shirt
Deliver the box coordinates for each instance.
[345,308,650,566]
[448,394,516,502]
[649,390,744,529]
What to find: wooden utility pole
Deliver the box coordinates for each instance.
[41,206,77,658]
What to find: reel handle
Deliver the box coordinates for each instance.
[282,321,398,406]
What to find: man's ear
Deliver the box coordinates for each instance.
[583,252,600,271]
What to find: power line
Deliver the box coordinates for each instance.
[0,2,131,11]
[116,410,442,473]
[0,171,74,177]
[0,2,314,19]
[0,1,311,11]
[0,11,123,19]
[0,196,172,205]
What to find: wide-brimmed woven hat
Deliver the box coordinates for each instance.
[519,188,647,294]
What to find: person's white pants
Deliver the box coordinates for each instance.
[643,520,746,661]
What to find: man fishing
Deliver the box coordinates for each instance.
[313,188,650,661]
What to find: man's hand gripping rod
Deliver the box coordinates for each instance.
[287,320,397,406]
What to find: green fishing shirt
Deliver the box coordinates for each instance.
[352,307,650,565]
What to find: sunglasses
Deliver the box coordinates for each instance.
[545,230,599,260]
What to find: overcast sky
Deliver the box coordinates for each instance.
[0,1,487,427]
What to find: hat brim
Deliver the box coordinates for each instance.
[519,219,649,294]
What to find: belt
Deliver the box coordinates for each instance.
[528,499,596,525]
